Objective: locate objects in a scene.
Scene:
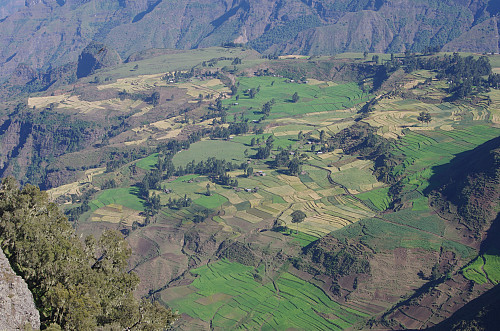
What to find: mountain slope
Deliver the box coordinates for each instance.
[0,0,499,80]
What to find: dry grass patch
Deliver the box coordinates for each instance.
[266,185,295,196]
[91,204,143,226]
[28,94,70,108]
[219,191,245,204]
[178,79,231,100]
[131,105,153,117]
[125,138,147,146]
[157,129,183,140]
[48,181,84,200]
[97,73,166,92]
[235,211,263,223]
[30,93,144,115]
[195,293,232,305]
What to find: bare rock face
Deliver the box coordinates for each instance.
[0,248,40,330]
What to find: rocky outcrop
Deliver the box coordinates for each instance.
[0,248,40,330]
[76,42,122,78]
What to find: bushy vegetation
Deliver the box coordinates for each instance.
[249,15,322,53]
[0,177,178,329]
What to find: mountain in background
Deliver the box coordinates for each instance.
[0,0,499,80]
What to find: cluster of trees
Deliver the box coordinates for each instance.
[65,200,90,222]
[273,148,305,176]
[261,99,275,117]
[145,192,161,216]
[402,53,495,99]
[210,120,253,139]
[0,178,178,329]
[162,68,196,82]
[254,135,276,159]
[101,178,117,190]
[176,157,237,181]
[247,86,260,99]
[417,111,432,126]
[105,147,151,173]
[166,195,192,210]
[370,52,496,100]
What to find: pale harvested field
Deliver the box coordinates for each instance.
[125,138,148,146]
[235,211,263,223]
[97,73,167,92]
[131,105,153,117]
[157,129,183,140]
[266,185,295,196]
[29,94,142,114]
[91,204,143,226]
[47,167,104,200]
[219,190,246,205]
[178,79,231,100]
[306,78,337,86]
[47,181,83,200]
[28,94,69,108]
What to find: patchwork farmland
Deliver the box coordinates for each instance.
[40,50,500,329]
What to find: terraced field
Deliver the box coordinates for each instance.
[55,50,500,330]
[391,125,500,196]
[463,250,500,285]
[165,259,367,330]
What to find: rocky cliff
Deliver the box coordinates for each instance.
[0,248,40,330]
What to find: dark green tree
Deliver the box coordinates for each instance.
[288,158,302,176]
[246,167,254,177]
[291,210,306,234]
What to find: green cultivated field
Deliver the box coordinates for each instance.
[223,77,370,121]
[99,47,262,80]
[463,250,500,285]
[390,126,500,208]
[194,194,228,209]
[63,49,500,330]
[332,217,474,257]
[356,188,391,211]
[330,167,380,192]
[173,140,247,166]
[166,259,367,330]
[89,187,145,211]
[136,153,159,170]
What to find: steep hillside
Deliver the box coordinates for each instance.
[369,136,500,329]
[0,0,499,79]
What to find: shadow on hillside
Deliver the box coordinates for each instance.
[422,135,500,197]
[480,213,500,254]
